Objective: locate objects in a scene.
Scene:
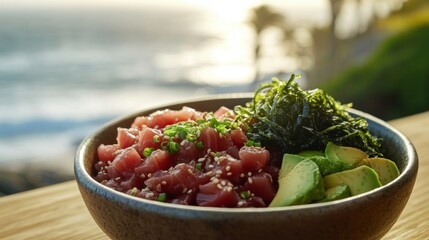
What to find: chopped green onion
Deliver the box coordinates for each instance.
[186,134,197,142]
[153,135,160,143]
[239,191,251,199]
[196,141,204,149]
[178,130,187,140]
[212,152,221,157]
[130,187,138,196]
[245,139,261,147]
[245,140,255,147]
[157,193,167,202]
[195,163,203,171]
[143,148,154,157]
[169,141,180,153]
[161,113,238,146]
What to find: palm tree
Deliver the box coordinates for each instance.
[248,5,284,86]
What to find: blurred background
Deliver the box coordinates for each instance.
[1,0,428,195]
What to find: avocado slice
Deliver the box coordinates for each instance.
[269,159,325,207]
[359,158,400,185]
[325,142,368,166]
[284,151,352,177]
[318,184,351,202]
[307,155,352,176]
[298,150,325,158]
[323,165,382,196]
[278,154,305,179]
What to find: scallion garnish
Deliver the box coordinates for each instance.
[130,187,138,196]
[157,193,167,202]
[143,148,154,157]
[195,163,203,171]
[169,141,180,153]
[239,191,251,199]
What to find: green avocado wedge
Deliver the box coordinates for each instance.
[325,142,368,166]
[318,184,351,202]
[298,150,325,158]
[323,165,382,196]
[358,158,400,185]
[269,159,325,207]
[278,154,305,179]
[306,155,352,176]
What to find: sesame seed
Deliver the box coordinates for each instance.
[240,173,245,178]
[207,149,211,154]
[216,170,223,175]
[148,173,152,178]
[238,201,245,206]
[187,189,193,194]
[140,174,146,178]
[258,169,262,173]
[214,156,219,161]
[225,166,231,171]
[156,184,162,192]
[115,177,121,181]
[188,168,193,174]
[226,186,233,192]
[183,188,188,193]
[248,172,252,176]
[206,171,214,176]
[211,177,220,183]
[217,184,223,189]
[221,180,226,186]
[145,192,154,198]
[197,157,205,162]
[248,178,253,184]
[161,181,167,185]
[208,164,214,169]
[227,172,232,176]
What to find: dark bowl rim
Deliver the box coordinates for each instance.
[74,93,418,214]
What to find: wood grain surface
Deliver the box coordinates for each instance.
[1,111,428,240]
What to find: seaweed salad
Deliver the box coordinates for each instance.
[234,74,382,157]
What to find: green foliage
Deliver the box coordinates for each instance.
[324,24,429,120]
[234,75,382,156]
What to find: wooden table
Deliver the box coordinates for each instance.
[1,111,428,240]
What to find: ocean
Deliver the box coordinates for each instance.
[0,1,325,177]
[0,3,261,175]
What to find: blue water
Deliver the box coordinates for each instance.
[0,5,258,172]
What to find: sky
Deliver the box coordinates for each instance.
[0,0,329,24]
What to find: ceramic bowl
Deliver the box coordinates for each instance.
[74,94,418,240]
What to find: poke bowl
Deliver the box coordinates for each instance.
[74,79,418,240]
